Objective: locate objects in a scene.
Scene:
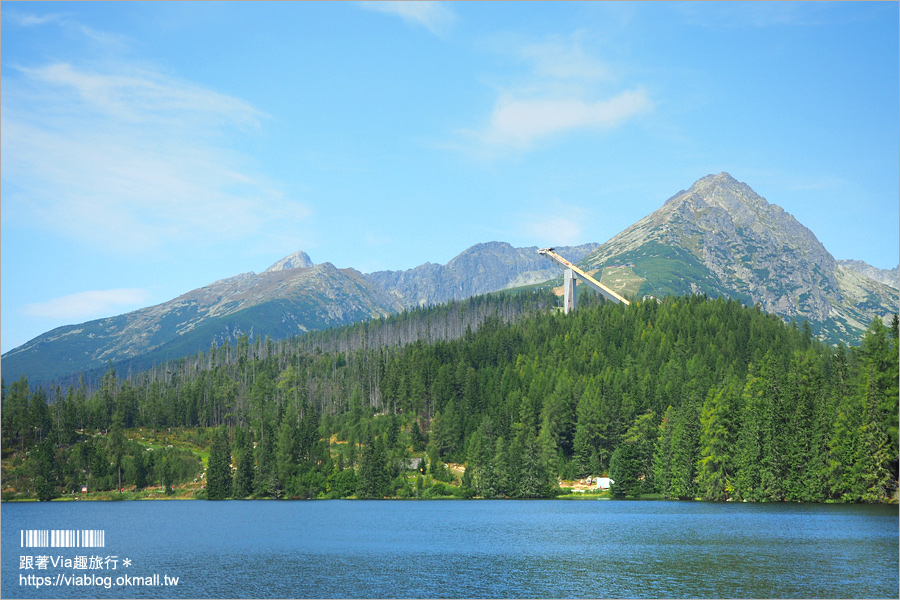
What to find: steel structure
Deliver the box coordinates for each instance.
[537,248,630,313]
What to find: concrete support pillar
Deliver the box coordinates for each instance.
[564,268,577,314]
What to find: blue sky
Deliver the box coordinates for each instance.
[2,1,898,353]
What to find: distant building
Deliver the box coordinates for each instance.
[81,485,88,494]
[595,477,614,490]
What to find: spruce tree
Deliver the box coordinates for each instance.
[108,410,126,493]
[32,438,58,501]
[653,406,675,497]
[669,399,699,500]
[206,427,232,500]
[232,428,255,498]
[357,431,388,499]
[697,381,737,501]
[134,450,148,490]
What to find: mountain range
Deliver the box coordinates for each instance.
[3,173,896,386]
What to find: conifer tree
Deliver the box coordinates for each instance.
[232,427,254,498]
[785,349,827,501]
[276,417,299,491]
[357,431,388,499]
[611,410,656,497]
[669,399,699,499]
[254,422,276,497]
[32,438,58,501]
[134,449,148,490]
[108,410,126,494]
[206,427,232,500]
[653,406,675,497]
[697,380,737,501]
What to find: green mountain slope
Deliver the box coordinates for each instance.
[5,294,896,503]
[3,173,896,386]
[2,262,400,385]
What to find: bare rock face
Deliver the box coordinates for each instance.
[264,250,315,272]
[366,241,600,309]
[669,173,839,321]
[837,260,899,290]
[582,172,898,342]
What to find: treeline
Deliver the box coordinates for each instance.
[58,291,558,392]
[2,293,897,502]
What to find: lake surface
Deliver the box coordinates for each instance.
[2,499,897,599]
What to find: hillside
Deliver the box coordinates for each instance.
[581,173,898,344]
[838,260,899,289]
[2,173,896,386]
[0,243,598,387]
[367,242,599,309]
[1,261,401,385]
[4,294,897,504]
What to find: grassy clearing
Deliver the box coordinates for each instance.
[598,266,645,298]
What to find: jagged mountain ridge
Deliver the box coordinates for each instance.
[1,243,597,385]
[837,260,899,289]
[582,172,898,342]
[366,241,600,309]
[2,173,896,385]
[1,261,402,384]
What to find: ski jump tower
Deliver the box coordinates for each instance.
[537,248,630,314]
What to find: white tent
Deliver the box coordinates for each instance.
[595,477,614,490]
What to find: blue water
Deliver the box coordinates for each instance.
[2,500,897,598]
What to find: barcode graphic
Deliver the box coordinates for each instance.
[20,530,105,548]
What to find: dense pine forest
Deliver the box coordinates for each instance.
[2,292,897,503]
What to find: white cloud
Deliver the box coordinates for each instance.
[481,89,652,149]
[365,232,392,248]
[519,202,589,247]
[526,215,584,247]
[1,61,310,255]
[516,37,612,82]
[23,289,152,320]
[4,12,68,27]
[19,63,263,129]
[457,34,653,155]
[358,1,456,36]
[4,11,130,51]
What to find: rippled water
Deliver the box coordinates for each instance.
[3,499,897,598]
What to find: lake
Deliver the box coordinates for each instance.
[2,499,897,599]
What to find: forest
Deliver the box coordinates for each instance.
[2,291,897,503]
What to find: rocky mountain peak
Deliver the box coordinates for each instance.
[661,173,824,256]
[687,171,746,195]
[665,172,778,231]
[265,251,315,273]
[584,173,849,324]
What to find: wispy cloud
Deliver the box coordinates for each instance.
[358,1,456,37]
[519,201,589,247]
[457,34,653,155]
[514,36,613,82]
[4,10,130,51]
[18,62,263,128]
[23,289,152,320]
[481,89,652,149]
[1,60,310,255]
[4,11,69,27]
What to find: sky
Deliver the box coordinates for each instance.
[2,1,898,354]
